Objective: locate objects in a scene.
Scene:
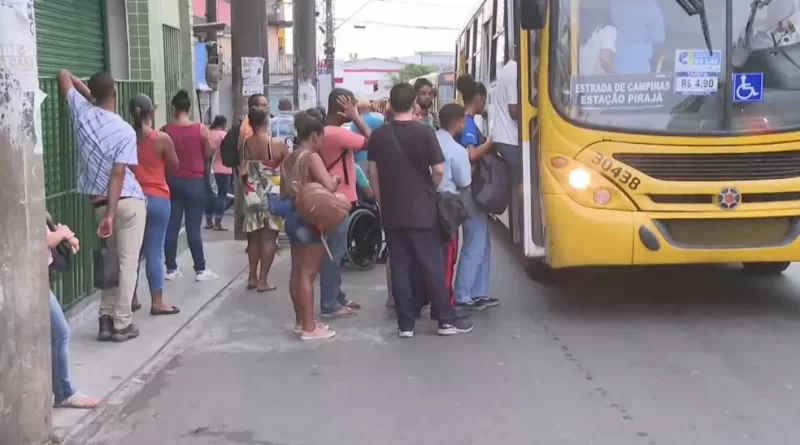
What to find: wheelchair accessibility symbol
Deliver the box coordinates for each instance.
[732,72,764,103]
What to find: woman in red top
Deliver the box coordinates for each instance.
[162,90,219,282]
[129,94,180,315]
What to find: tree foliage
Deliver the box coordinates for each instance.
[390,63,435,85]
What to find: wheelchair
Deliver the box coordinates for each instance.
[344,198,384,271]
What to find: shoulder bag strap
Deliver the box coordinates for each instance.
[325,150,350,185]
[385,123,435,195]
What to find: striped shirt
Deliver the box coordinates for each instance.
[66,88,144,200]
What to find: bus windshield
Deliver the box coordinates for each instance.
[549,0,800,135]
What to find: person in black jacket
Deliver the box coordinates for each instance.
[219,94,269,170]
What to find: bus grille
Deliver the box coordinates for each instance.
[654,217,796,248]
[613,151,800,181]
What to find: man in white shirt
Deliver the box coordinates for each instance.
[491,50,521,195]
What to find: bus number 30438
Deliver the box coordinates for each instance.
[590,153,641,190]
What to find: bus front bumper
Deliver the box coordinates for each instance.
[543,194,800,269]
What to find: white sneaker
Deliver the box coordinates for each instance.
[397,329,414,338]
[195,269,219,282]
[164,269,183,281]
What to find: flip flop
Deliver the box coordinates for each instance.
[246,284,258,290]
[56,393,100,409]
[204,225,215,230]
[150,306,180,316]
[321,306,358,319]
[344,300,361,310]
[257,285,277,293]
[213,227,229,231]
[131,302,142,313]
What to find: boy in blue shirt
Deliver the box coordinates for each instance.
[351,99,385,172]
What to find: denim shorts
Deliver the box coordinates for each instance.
[284,207,321,245]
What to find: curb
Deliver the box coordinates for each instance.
[58,259,254,444]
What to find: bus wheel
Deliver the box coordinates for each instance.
[741,262,791,275]
[524,257,558,283]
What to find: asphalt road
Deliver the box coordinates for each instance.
[73,223,800,445]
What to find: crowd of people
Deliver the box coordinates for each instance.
[43,52,520,406]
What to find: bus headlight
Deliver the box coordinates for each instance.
[568,168,591,189]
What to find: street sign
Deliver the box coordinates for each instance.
[732,72,763,103]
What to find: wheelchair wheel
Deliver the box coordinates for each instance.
[345,208,382,271]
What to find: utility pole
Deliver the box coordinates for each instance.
[293,0,317,108]
[230,0,270,241]
[0,1,53,444]
[206,0,220,121]
[324,0,335,92]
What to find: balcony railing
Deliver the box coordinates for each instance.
[269,54,293,75]
[40,77,154,309]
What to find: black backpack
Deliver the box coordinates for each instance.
[220,120,242,168]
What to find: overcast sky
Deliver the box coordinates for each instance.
[284,0,483,59]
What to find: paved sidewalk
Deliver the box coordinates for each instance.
[53,228,269,439]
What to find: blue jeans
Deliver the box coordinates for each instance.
[319,214,350,313]
[284,206,322,244]
[165,176,207,272]
[50,291,76,404]
[204,173,231,218]
[139,195,170,291]
[453,213,491,303]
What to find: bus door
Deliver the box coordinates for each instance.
[517,1,546,257]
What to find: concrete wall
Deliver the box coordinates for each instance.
[106,0,130,80]
[125,0,196,125]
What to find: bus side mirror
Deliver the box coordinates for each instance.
[520,0,546,30]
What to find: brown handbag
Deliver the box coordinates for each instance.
[291,150,352,235]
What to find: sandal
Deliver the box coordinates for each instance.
[257,285,277,293]
[293,321,329,334]
[131,302,142,313]
[344,300,361,310]
[56,393,100,409]
[213,226,229,232]
[300,326,336,341]
[320,306,357,319]
[150,306,180,316]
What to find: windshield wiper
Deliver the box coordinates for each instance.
[675,0,714,54]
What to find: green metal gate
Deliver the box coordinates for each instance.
[35,0,154,308]
[163,25,183,105]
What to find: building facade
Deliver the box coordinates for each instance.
[192,0,292,120]
[35,0,196,307]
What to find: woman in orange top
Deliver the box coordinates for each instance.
[129,94,180,315]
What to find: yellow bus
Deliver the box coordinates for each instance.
[408,71,456,111]
[458,0,800,281]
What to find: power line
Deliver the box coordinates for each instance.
[351,20,461,30]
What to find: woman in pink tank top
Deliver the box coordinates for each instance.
[162,90,219,282]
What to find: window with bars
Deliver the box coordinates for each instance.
[162,25,182,106]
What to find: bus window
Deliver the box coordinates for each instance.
[550,0,800,134]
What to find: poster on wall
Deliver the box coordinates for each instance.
[570,73,675,110]
[241,56,264,96]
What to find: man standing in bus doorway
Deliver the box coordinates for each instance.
[491,45,523,239]
[610,0,664,73]
[414,77,440,129]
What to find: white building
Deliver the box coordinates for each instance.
[330,51,455,100]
